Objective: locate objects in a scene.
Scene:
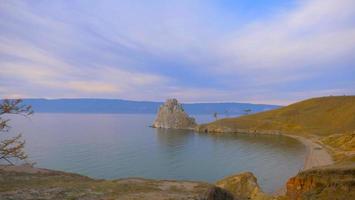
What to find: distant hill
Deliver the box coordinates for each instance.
[199,96,355,136]
[19,98,279,115]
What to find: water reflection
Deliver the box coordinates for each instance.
[155,127,304,154]
[8,113,306,193]
[155,128,194,148]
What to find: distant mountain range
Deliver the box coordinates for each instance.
[20,98,280,115]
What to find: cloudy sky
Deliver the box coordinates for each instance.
[0,0,354,105]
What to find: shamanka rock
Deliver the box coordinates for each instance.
[152,99,197,129]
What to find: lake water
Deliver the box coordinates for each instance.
[6,113,306,193]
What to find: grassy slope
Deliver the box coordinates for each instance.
[321,132,355,151]
[198,96,355,136]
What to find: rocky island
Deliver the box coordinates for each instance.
[152,99,197,130]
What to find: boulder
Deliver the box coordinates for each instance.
[152,99,197,129]
[216,172,271,200]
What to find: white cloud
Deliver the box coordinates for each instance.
[220,0,355,70]
[66,81,119,94]
[0,0,354,103]
[0,38,169,98]
[0,38,71,70]
[0,62,169,98]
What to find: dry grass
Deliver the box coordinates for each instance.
[288,162,355,200]
[0,166,212,200]
[321,132,355,151]
[199,96,355,137]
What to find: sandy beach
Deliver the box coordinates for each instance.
[286,135,333,170]
[251,131,334,170]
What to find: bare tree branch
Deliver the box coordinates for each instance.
[0,99,33,165]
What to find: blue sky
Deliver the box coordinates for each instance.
[0,0,354,105]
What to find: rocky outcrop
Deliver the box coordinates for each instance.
[216,172,272,200]
[152,99,197,129]
[286,164,355,200]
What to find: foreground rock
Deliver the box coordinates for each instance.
[286,158,355,200]
[0,165,232,200]
[216,172,272,200]
[153,99,197,129]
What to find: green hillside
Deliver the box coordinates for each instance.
[198,96,355,136]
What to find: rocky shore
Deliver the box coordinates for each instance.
[286,157,355,200]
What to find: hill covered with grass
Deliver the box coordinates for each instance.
[198,96,355,136]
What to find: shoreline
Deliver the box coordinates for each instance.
[204,130,335,170]
[197,128,335,195]
[0,131,335,198]
[284,134,333,170]
[272,133,334,195]
[210,130,335,195]
[219,130,335,170]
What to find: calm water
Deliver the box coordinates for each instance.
[7,113,306,193]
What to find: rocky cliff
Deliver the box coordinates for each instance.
[152,99,197,129]
[286,159,355,200]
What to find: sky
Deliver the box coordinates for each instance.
[0,0,354,105]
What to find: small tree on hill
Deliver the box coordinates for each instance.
[244,109,252,115]
[0,99,33,165]
[213,112,218,120]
